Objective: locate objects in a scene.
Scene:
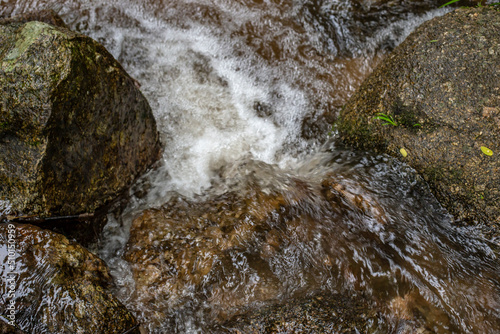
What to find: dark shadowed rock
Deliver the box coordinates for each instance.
[0,17,161,218]
[338,7,500,239]
[212,294,387,334]
[0,320,24,334]
[0,223,140,334]
[0,9,68,28]
[303,0,482,57]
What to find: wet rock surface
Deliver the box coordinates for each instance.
[123,160,399,330]
[303,0,481,57]
[212,293,386,334]
[338,7,500,240]
[0,223,140,334]
[0,9,68,28]
[0,321,24,334]
[0,14,160,218]
[124,175,332,328]
[121,154,500,333]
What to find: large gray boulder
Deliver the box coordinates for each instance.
[338,7,500,238]
[0,223,141,334]
[0,16,160,217]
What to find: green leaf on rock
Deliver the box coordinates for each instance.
[374,113,398,126]
[439,0,461,8]
[480,146,493,156]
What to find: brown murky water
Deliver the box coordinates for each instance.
[1,1,499,333]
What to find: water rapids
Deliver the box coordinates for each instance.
[1,1,499,333]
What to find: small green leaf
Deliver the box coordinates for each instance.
[480,146,493,156]
[429,40,438,43]
[374,113,398,126]
[439,0,461,8]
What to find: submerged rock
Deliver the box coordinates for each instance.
[124,178,324,328]
[338,7,500,239]
[0,223,140,334]
[0,321,24,334]
[123,156,488,332]
[213,293,386,334]
[124,164,395,330]
[0,16,161,217]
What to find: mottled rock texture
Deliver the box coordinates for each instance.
[123,156,475,332]
[338,7,500,238]
[0,223,140,334]
[123,164,397,330]
[0,321,24,334]
[213,294,385,334]
[0,16,160,217]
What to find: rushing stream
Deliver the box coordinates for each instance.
[2,0,499,333]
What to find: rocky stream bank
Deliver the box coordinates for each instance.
[1,3,499,334]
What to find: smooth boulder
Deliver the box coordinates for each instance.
[338,7,500,238]
[0,17,160,217]
[0,223,140,334]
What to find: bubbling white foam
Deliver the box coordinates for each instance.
[83,12,310,200]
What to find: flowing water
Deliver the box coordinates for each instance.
[2,0,499,333]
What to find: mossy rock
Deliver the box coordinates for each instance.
[0,16,160,217]
[338,7,500,239]
[0,223,140,334]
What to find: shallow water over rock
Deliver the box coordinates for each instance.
[119,150,500,333]
[0,224,139,333]
[1,1,499,333]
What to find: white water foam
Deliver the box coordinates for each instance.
[72,1,452,204]
[72,3,310,202]
[3,0,452,203]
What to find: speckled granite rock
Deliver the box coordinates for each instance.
[338,7,500,239]
[0,15,160,217]
[0,223,140,334]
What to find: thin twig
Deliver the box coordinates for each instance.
[120,323,141,334]
[0,314,28,334]
[2,213,94,223]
